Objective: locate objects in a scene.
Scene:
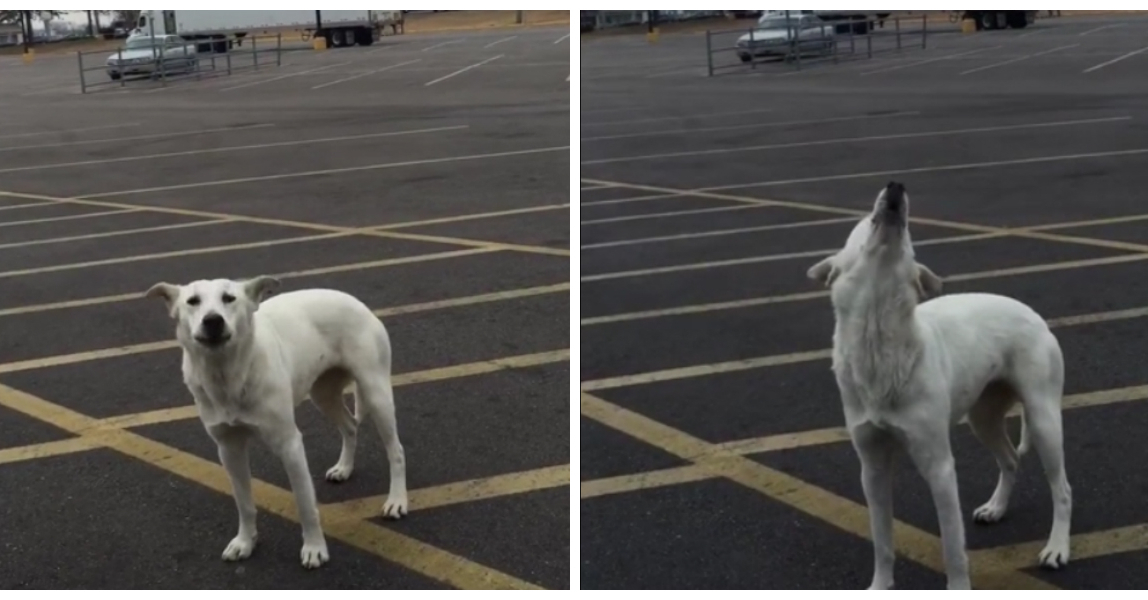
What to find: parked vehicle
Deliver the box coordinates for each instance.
[959,10,1037,30]
[811,10,894,34]
[132,10,402,53]
[105,34,197,81]
[736,13,835,63]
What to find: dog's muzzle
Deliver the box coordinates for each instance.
[195,313,231,348]
[879,181,907,226]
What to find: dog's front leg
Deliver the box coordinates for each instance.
[906,427,971,590]
[262,420,330,569]
[210,425,258,562]
[851,423,897,590]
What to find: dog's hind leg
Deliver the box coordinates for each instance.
[1016,338,1072,569]
[356,371,409,519]
[967,387,1020,524]
[851,422,898,590]
[1021,393,1072,569]
[311,369,358,483]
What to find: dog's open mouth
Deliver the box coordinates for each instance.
[194,334,232,348]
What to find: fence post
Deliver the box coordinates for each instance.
[253,36,259,70]
[226,47,232,75]
[749,27,756,69]
[867,26,872,58]
[277,33,282,66]
[793,22,802,71]
[922,14,927,49]
[76,51,86,94]
[848,22,855,54]
[118,48,125,87]
[705,29,713,77]
[895,17,901,50]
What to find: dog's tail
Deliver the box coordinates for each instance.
[1016,409,1030,457]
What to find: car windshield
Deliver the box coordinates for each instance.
[125,37,161,50]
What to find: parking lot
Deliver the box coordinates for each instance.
[0,24,569,589]
[580,14,1148,590]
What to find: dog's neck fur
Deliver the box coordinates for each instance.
[831,259,924,410]
[184,332,261,407]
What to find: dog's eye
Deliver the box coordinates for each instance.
[221,293,236,304]
[187,296,201,306]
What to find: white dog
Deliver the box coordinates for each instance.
[806,182,1072,590]
[146,277,408,568]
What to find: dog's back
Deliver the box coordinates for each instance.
[256,289,391,392]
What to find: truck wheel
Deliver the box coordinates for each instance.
[980,12,997,30]
[1006,11,1028,28]
[355,28,374,46]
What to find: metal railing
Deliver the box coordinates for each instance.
[705,14,931,77]
[77,33,282,94]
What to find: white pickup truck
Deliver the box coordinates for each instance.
[133,10,402,53]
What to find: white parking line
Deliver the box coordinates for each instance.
[700,147,1148,191]
[0,124,273,153]
[581,112,920,142]
[424,55,504,86]
[80,145,569,197]
[484,36,518,49]
[220,62,350,91]
[0,125,468,174]
[422,40,462,52]
[581,116,1130,166]
[581,217,858,249]
[860,46,1001,75]
[311,59,421,89]
[554,33,571,44]
[960,44,1079,75]
[1079,24,1122,36]
[0,122,139,141]
[582,108,775,128]
[1083,46,1148,73]
[582,204,766,225]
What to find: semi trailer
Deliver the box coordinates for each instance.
[958,10,1038,30]
[133,10,402,53]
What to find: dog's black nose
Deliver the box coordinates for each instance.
[202,313,225,336]
[884,181,905,210]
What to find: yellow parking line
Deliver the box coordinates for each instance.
[583,253,1148,326]
[375,204,569,230]
[973,524,1148,572]
[0,437,102,465]
[0,382,541,589]
[95,349,573,429]
[0,208,140,228]
[580,392,1053,589]
[0,283,568,374]
[0,248,496,318]
[579,464,714,499]
[0,190,567,258]
[330,464,570,519]
[0,218,228,251]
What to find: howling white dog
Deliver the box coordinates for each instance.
[146,277,408,569]
[806,182,1072,590]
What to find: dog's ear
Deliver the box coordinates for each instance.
[145,282,181,318]
[913,262,943,300]
[242,276,281,303]
[807,256,841,288]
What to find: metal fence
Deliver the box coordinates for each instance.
[705,14,933,76]
[76,33,283,94]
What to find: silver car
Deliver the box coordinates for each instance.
[106,34,197,81]
[736,13,835,63]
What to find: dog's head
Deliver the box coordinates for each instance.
[144,276,280,352]
[806,182,942,302]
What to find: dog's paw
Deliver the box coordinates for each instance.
[1038,542,1070,570]
[221,535,257,561]
[325,463,353,483]
[382,494,409,520]
[300,540,329,569]
[972,501,1007,524]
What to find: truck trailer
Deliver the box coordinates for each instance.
[134,10,402,53]
[959,10,1037,30]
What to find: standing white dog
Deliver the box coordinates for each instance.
[806,182,1072,589]
[146,277,408,568]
